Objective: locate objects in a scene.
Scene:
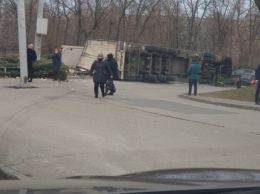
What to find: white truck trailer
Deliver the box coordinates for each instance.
[62,39,232,82]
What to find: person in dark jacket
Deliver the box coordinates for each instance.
[52,47,62,81]
[187,55,201,96]
[105,53,119,95]
[90,53,112,98]
[255,64,260,105]
[27,44,37,82]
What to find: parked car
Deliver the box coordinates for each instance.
[236,73,256,88]
[232,69,255,78]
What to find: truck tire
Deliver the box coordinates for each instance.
[224,56,232,61]
[203,57,214,62]
[143,74,157,82]
[140,51,150,56]
[168,48,177,55]
[139,70,149,74]
[202,74,211,80]
[203,79,211,84]
[166,75,175,81]
[204,53,214,58]
[158,47,177,54]
[157,75,167,82]
[159,47,168,53]
[144,46,159,52]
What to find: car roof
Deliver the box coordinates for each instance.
[240,73,255,77]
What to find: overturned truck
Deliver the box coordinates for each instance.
[62,40,232,83]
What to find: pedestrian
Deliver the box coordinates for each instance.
[90,53,113,98]
[27,44,37,82]
[187,54,201,96]
[105,53,119,95]
[52,47,62,81]
[255,64,260,105]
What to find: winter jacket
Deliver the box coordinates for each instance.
[27,48,37,68]
[187,59,201,80]
[255,64,260,81]
[105,58,119,79]
[52,52,62,68]
[90,60,112,83]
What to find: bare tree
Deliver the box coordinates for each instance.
[255,0,260,11]
[161,0,183,48]
[202,0,236,54]
[127,0,160,42]
[182,0,212,51]
[114,0,134,41]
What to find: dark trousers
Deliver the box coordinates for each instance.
[28,66,34,81]
[189,79,198,95]
[94,82,105,96]
[255,82,260,102]
[53,66,60,80]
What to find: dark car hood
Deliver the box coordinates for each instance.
[1,168,260,193]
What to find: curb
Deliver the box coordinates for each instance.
[179,94,260,112]
[0,163,33,180]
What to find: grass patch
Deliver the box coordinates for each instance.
[200,85,256,102]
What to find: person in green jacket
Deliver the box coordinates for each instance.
[187,55,201,96]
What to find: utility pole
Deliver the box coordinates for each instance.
[34,0,44,60]
[17,0,28,87]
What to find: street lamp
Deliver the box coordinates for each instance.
[16,0,28,87]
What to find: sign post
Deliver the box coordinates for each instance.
[34,0,47,61]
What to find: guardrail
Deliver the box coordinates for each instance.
[0,66,20,73]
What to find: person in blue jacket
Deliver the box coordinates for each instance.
[187,55,201,96]
[90,53,112,98]
[52,47,62,81]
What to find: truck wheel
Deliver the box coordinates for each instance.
[157,75,167,82]
[203,57,214,62]
[224,56,232,61]
[143,74,157,82]
[204,53,214,58]
[168,48,177,55]
[166,75,175,81]
[144,46,159,52]
[139,70,149,74]
[202,74,211,80]
[159,47,168,53]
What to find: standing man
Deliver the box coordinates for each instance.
[27,44,37,82]
[105,53,119,95]
[52,47,62,81]
[90,53,112,98]
[255,64,260,105]
[187,55,201,96]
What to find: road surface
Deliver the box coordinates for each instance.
[0,78,260,180]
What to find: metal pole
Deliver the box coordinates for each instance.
[34,0,44,60]
[17,0,28,87]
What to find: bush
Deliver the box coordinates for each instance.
[33,70,49,79]
[59,69,68,81]
[48,68,68,81]
[1,55,19,64]
[0,55,68,80]
[0,71,5,77]
[41,54,52,61]
[6,71,20,78]
[218,76,236,85]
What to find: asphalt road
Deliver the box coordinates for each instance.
[0,78,260,180]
